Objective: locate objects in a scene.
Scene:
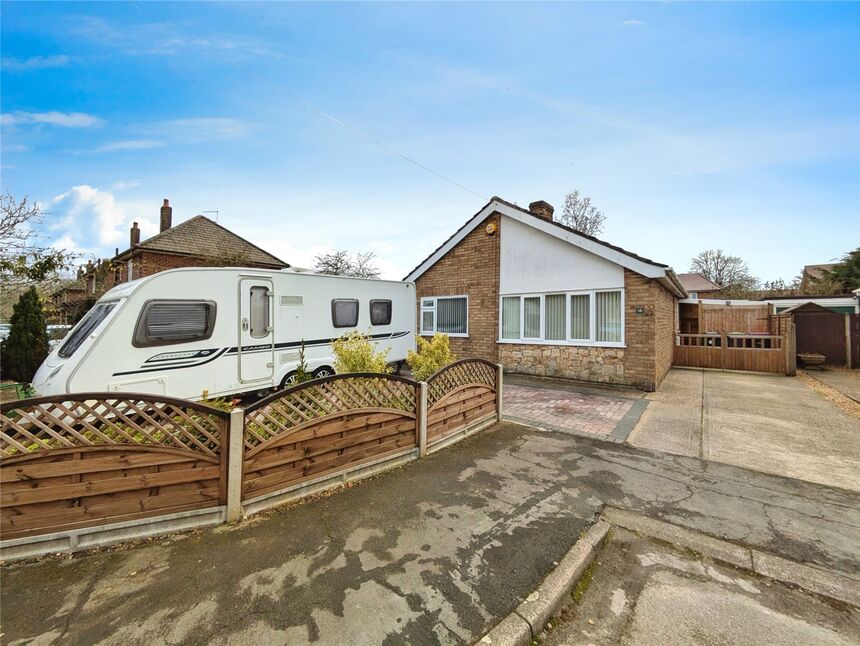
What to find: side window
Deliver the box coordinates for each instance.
[249,286,270,338]
[332,299,359,328]
[370,299,392,326]
[59,301,118,358]
[133,300,216,347]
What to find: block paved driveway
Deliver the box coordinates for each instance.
[503,378,646,442]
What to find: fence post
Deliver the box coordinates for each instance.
[496,364,504,422]
[418,382,428,458]
[226,408,244,523]
[786,321,797,376]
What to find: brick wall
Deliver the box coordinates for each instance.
[414,213,501,362]
[622,270,677,391]
[654,279,676,385]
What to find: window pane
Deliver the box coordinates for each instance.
[596,291,622,343]
[146,303,212,341]
[501,297,521,340]
[523,297,540,338]
[59,302,117,358]
[422,310,435,333]
[545,294,566,341]
[570,294,590,340]
[331,299,359,328]
[437,297,467,335]
[370,299,392,326]
[249,286,270,338]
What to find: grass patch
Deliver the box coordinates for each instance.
[571,560,597,604]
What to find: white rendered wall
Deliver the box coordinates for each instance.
[499,216,624,294]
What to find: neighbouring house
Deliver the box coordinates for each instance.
[50,278,89,324]
[676,272,721,299]
[800,263,838,294]
[80,199,289,299]
[404,197,687,391]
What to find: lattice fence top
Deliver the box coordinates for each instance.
[1,396,226,459]
[244,375,418,450]
[427,360,497,408]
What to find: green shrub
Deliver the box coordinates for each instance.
[407,333,456,382]
[294,341,313,383]
[332,330,391,374]
[0,287,49,383]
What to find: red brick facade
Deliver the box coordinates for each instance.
[415,213,501,362]
[414,211,678,391]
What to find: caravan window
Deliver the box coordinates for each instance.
[249,286,270,338]
[58,301,118,358]
[331,299,359,328]
[133,300,216,347]
[369,300,392,326]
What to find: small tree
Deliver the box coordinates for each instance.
[294,341,313,383]
[557,190,606,237]
[313,250,381,278]
[1,287,49,382]
[690,249,759,298]
[406,333,456,382]
[331,331,391,374]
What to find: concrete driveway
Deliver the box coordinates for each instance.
[4,422,859,645]
[629,369,860,492]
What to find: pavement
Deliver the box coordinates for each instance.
[541,527,860,646]
[629,368,860,492]
[3,422,859,645]
[503,375,646,442]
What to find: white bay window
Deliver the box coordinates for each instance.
[420,296,468,336]
[498,289,624,347]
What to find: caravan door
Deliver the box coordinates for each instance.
[238,278,275,383]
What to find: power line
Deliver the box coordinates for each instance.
[128,2,489,200]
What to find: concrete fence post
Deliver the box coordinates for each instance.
[418,382,428,458]
[496,364,504,421]
[226,408,245,523]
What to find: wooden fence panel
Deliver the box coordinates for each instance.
[700,304,770,334]
[1,395,228,540]
[426,359,497,447]
[241,375,418,501]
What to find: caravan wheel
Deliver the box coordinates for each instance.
[313,366,334,379]
[280,371,298,389]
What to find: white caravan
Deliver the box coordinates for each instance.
[32,267,416,401]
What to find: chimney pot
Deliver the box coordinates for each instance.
[159,199,173,233]
[529,200,555,222]
[130,221,141,247]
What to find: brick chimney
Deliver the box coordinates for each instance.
[130,221,141,247]
[160,199,173,233]
[529,200,555,222]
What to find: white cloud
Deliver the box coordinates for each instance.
[155,118,252,142]
[622,20,646,26]
[93,139,163,153]
[111,179,141,190]
[1,111,103,128]
[1,55,70,72]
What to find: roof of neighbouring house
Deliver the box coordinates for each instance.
[114,216,288,268]
[50,280,86,297]
[403,196,687,297]
[802,263,838,281]
[676,272,722,293]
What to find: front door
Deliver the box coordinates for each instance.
[239,278,275,383]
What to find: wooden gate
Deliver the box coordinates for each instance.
[426,359,498,447]
[674,334,787,374]
[1,394,229,540]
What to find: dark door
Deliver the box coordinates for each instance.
[794,310,847,366]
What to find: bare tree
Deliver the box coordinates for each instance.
[557,190,606,237]
[1,193,74,287]
[313,250,380,278]
[690,249,759,298]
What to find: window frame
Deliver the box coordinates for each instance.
[132,299,217,348]
[58,300,119,358]
[419,295,469,337]
[331,298,360,329]
[497,289,625,347]
[249,285,271,339]
[369,299,393,326]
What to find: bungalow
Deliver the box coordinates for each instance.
[404,197,687,391]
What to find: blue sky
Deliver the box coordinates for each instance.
[2,1,858,282]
